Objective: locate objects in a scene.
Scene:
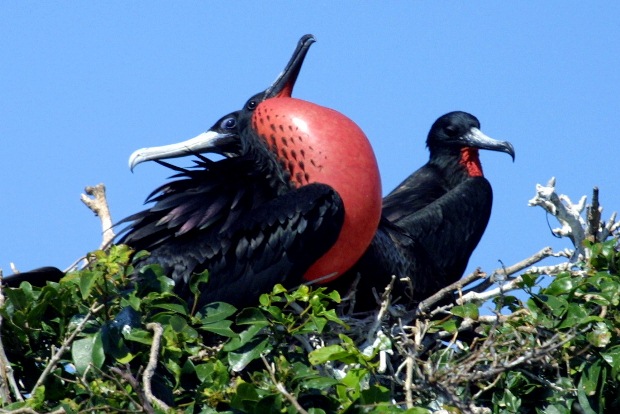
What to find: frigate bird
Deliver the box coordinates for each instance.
[338,111,515,309]
[117,35,382,308]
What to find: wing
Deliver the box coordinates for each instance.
[396,176,493,288]
[117,155,279,254]
[136,182,345,309]
[382,163,448,222]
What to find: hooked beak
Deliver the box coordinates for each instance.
[462,127,516,161]
[263,34,316,99]
[128,130,236,171]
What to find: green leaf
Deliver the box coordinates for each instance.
[309,344,359,365]
[195,360,229,386]
[434,318,458,333]
[79,271,102,300]
[586,322,612,347]
[72,332,105,375]
[151,302,188,315]
[577,377,598,414]
[451,303,479,320]
[228,337,270,372]
[301,376,340,390]
[520,273,539,288]
[235,307,269,326]
[230,381,260,411]
[200,319,236,337]
[189,270,210,296]
[602,345,620,378]
[199,301,238,323]
[223,324,265,351]
[557,303,590,329]
[545,275,575,296]
[123,327,154,345]
[360,385,391,404]
[3,285,32,310]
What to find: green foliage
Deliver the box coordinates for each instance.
[1,241,620,412]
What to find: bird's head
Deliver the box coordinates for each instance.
[427,111,515,162]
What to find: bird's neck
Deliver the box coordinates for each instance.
[459,147,483,177]
[429,147,485,188]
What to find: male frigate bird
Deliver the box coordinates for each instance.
[117,35,382,308]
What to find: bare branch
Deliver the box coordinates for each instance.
[80,183,115,250]
[463,247,559,296]
[143,323,170,413]
[586,187,601,243]
[108,366,153,413]
[528,177,587,255]
[416,269,487,314]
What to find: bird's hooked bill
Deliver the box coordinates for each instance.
[263,34,316,100]
[463,127,515,161]
[128,130,234,171]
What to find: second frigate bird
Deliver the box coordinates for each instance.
[118,35,383,308]
[338,111,515,310]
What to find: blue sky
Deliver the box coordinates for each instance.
[2,3,619,288]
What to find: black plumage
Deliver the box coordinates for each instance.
[339,111,515,309]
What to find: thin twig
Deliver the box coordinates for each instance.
[404,355,414,409]
[261,355,309,414]
[463,247,558,295]
[416,269,487,314]
[108,366,152,413]
[365,276,395,345]
[143,323,170,412]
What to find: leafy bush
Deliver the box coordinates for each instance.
[0,239,619,413]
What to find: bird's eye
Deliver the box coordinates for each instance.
[221,117,236,130]
[246,100,257,110]
[444,125,459,137]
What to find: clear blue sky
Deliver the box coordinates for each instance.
[2,3,619,286]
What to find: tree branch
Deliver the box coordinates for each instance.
[80,183,115,250]
[528,177,587,255]
[143,323,170,413]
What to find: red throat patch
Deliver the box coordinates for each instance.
[251,97,382,283]
[459,148,484,177]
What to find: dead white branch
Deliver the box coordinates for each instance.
[529,178,619,257]
[80,183,115,249]
[528,177,587,255]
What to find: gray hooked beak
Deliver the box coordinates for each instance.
[462,127,516,161]
[128,130,234,171]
